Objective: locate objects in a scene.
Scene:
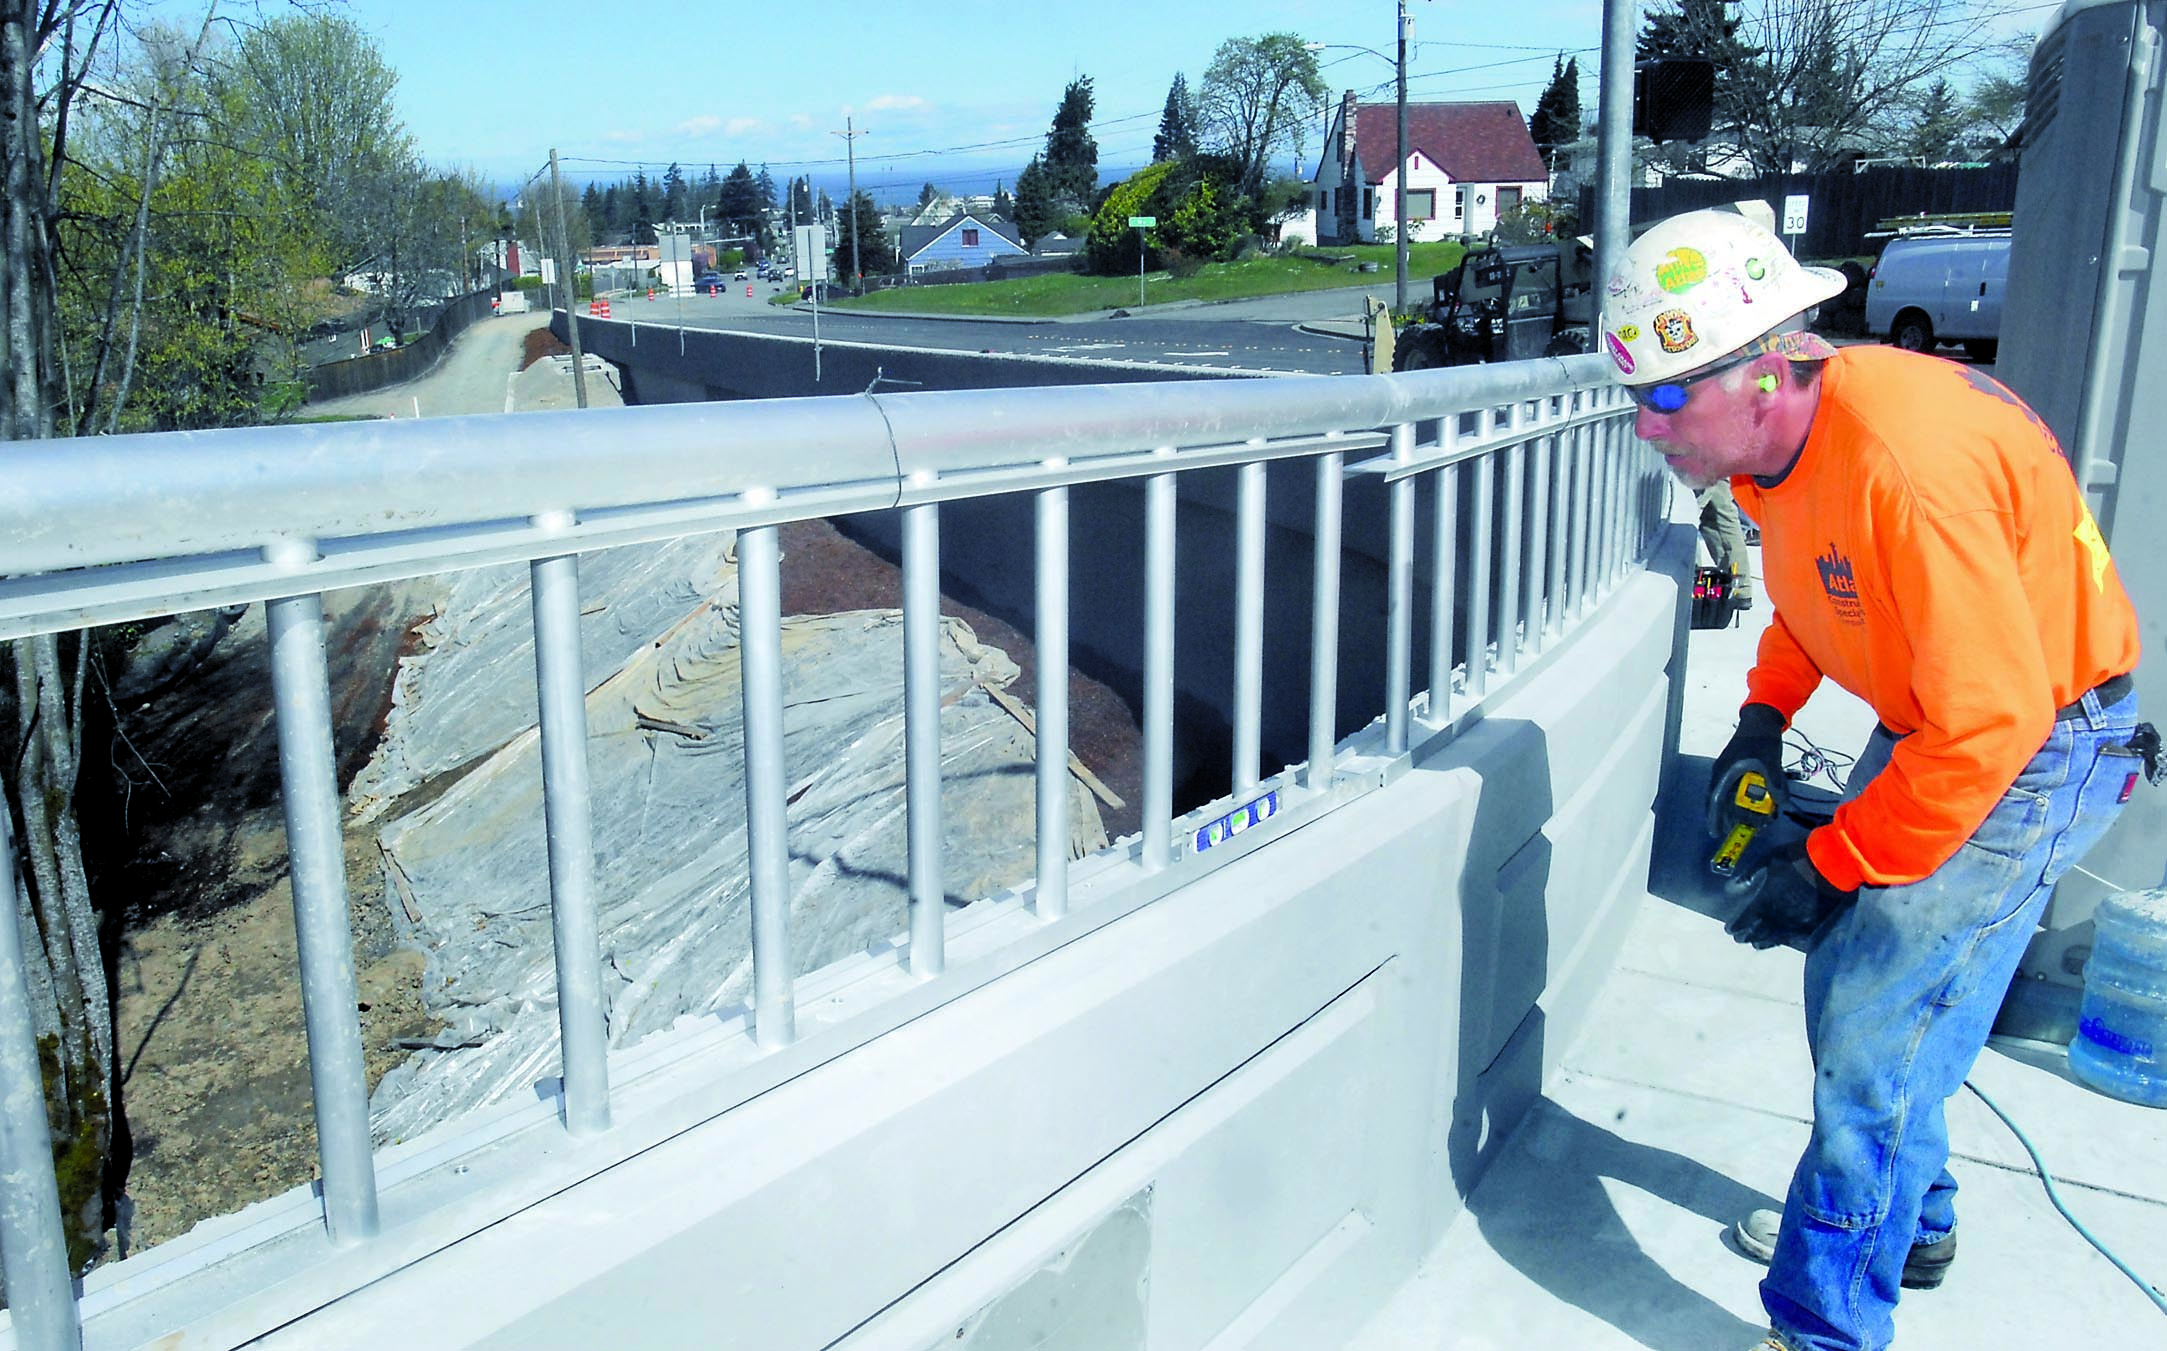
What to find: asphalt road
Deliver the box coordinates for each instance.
[601,282,1385,377]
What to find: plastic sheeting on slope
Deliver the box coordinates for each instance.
[369,584,1106,1144]
[347,536,740,823]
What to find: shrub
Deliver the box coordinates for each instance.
[1086,161,1178,274]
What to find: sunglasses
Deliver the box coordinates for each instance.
[1626,352,1765,413]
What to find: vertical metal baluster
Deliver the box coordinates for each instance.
[1498,427,1527,677]
[903,500,945,975]
[1525,418,1560,654]
[1143,456,1177,868]
[1611,426,1631,585]
[1570,415,1594,622]
[1233,459,1266,795]
[1466,433,1496,700]
[1385,424,1415,754]
[1599,428,1621,592]
[0,810,78,1351]
[265,579,379,1244]
[1307,451,1345,789]
[1036,481,1071,919]
[737,523,795,1048]
[1539,417,1563,646]
[1427,437,1460,726]
[530,537,611,1136]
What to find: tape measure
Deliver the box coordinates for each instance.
[1710,769,1778,876]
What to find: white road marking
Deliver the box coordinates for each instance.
[1048,342,1125,352]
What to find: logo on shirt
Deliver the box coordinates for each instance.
[2074,509,2112,592]
[1816,542,1864,626]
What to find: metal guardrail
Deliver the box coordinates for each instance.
[0,355,1660,1348]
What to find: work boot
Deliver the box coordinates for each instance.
[1732,1208,1957,1289]
[1746,1334,1798,1351]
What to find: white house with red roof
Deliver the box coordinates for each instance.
[1297,92,1549,246]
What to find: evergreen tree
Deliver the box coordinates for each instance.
[661,161,688,226]
[631,171,657,244]
[918,181,941,207]
[1044,76,1099,210]
[832,189,893,281]
[1904,78,1967,162]
[817,187,834,223]
[1530,55,1582,170]
[790,175,813,219]
[1154,72,1200,161]
[581,182,606,239]
[755,164,777,213]
[1012,155,1060,247]
[700,163,723,215]
[993,181,1014,218]
[718,161,762,242]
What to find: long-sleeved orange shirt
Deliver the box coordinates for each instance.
[1732,347,2140,890]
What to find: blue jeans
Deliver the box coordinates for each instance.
[1763,685,2142,1351]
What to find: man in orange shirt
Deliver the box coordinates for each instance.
[1601,210,2151,1351]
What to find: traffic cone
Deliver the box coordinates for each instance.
[648,287,655,300]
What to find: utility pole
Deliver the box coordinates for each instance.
[1394,0,1410,314]
[550,148,589,409]
[833,117,869,290]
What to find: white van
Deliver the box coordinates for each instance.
[1863,231,2011,360]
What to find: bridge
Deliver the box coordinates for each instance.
[0,353,1689,1348]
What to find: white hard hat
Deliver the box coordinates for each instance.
[1600,209,1846,385]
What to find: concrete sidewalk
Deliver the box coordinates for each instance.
[1346,497,2167,1349]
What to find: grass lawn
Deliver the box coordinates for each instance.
[825,241,1469,318]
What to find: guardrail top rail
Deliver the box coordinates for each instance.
[0,353,1661,1351]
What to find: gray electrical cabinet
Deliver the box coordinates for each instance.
[1997,0,2167,1039]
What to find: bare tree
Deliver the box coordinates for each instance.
[1197,33,1327,200]
[1643,0,2009,175]
[2,0,133,1291]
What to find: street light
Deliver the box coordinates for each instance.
[1309,0,1412,314]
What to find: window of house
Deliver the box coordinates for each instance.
[962,228,979,247]
[1453,188,1467,221]
[1404,189,1436,221]
[1363,188,1374,220]
[1498,187,1522,214]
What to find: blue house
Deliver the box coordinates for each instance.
[899,211,1028,275]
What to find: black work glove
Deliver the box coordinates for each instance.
[1725,839,1856,950]
[1707,703,1790,838]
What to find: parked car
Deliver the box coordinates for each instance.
[695,272,725,294]
[1862,231,2010,360]
[734,269,748,280]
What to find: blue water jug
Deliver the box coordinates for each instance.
[2069,888,2167,1108]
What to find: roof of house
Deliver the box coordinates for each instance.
[898,211,1027,262]
[1343,101,1547,185]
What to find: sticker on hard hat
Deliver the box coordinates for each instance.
[1655,248,1708,293]
[1617,324,1640,342]
[1745,257,1767,280]
[1606,332,1636,374]
[1653,309,1698,353]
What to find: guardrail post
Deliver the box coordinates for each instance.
[0,810,80,1351]
[1385,424,1415,754]
[529,540,612,1136]
[903,502,946,973]
[1035,482,1070,919]
[737,524,796,1048]
[264,582,380,1245]
[1428,447,1460,727]
[1233,459,1267,794]
[1306,451,1344,790]
[1143,457,1177,870]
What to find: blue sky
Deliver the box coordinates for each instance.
[358,0,1607,201]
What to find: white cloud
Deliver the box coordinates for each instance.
[866,94,927,112]
[677,115,721,136]
[726,117,762,136]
